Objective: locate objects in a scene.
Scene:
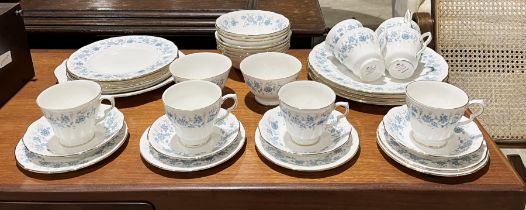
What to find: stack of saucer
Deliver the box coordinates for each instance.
[255,107,359,171]
[377,105,489,177]
[215,10,291,69]
[63,35,179,96]
[307,42,449,105]
[140,109,246,172]
[15,105,128,174]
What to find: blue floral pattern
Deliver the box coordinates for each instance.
[148,110,240,159]
[43,107,97,129]
[308,42,448,94]
[67,36,178,81]
[216,10,289,35]
[16,124,128,174]
[375,17,421,36]
[377,123,488,176]
[383,105,485,157]
[279,103,332,130]
[325,19,363,50]
[165,105,220,129]
[140,123,246,172]
[407,102,463,129]
[334,31,376,62]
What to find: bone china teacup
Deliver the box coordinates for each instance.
[325,19,363,52]
[405,81,484,147]
[36,80,115,147]
[278,81,350,146]
[162,80,238,146]
[334,27,385,82]
[380,26,432,79]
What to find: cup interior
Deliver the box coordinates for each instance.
[37,80,100,110]
[240,52,301,80]
[406,81,469,109]
[163,80,221,110]
[278,81,335,109]
[169,52,232,80]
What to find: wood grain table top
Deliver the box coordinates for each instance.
[0,49,524,210]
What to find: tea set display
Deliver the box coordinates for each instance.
[16,10,488,177]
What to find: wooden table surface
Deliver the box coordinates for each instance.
[0,49,524,210]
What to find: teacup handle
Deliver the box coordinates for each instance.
[216,94,238,121]
[457,99,485,126]
[327,102,350,127]
[95,96,115,123]
[404,10,412,26]
[416,32,432,57]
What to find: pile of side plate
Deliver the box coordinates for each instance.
[63,35,180,96]
[307,42,449,105]
[377,105,489,177]
[215,10,291,69]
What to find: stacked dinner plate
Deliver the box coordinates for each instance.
[255,107,359,171]
[307,42,449,105]
[64,36,179,96]
[377,105,489,177]
[15,105,128,174]
[215,10,291,69]
[140,109,246,172]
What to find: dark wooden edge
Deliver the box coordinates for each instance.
[508,155,526,182]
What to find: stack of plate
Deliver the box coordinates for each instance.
[308,42,449,105]
[377,105,489,177]
[15,105,128,174]
[63,36,179,96]
[215,10,291,69]
[140,109,246,172]
[255,107,359,171]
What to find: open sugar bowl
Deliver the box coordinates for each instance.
[240,52,302,106]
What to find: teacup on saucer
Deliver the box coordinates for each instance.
[148,109,240,159]
[258,107,352,155]
[382,105,484,158]
[22,104,124,157]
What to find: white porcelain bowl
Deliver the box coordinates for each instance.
[240,52,302,105]
[219,46,290,69]
[169,52,232,89]
[215,10,290,37]
[217,30,291,47]
[215,32,291,50]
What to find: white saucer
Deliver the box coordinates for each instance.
[258,107,351,155]
[140,122,246,172]
[22,105,124,157]
[383,105,484,158]
[377,122,488,177]
[148,109,240,159]
[54,51,185,98]
[255,125,359,172]
[15,123,128,174]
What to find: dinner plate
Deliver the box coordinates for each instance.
[67,35,178,81]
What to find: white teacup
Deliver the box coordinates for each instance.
[162,80,238,146]
[325,19,363,52]
[380,26,432,79]
[375,11,421,39]
[405,81,484,147]
[278,81,349,145]
[36,80,115,147]
[169,52,232,89]
[240,52,302,106]
[334,27,385,82]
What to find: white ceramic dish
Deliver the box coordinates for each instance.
[377,122,488,177]
[148,110,240,159]
[169,52,231,89]
[23,105,124,157]
[215,10,290,36]
[258,107,351,155]
[255,126,359,172]
[383,105,484,158]
[15,123,128,174]
[67,36,178,81]
[140,122,246,172]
